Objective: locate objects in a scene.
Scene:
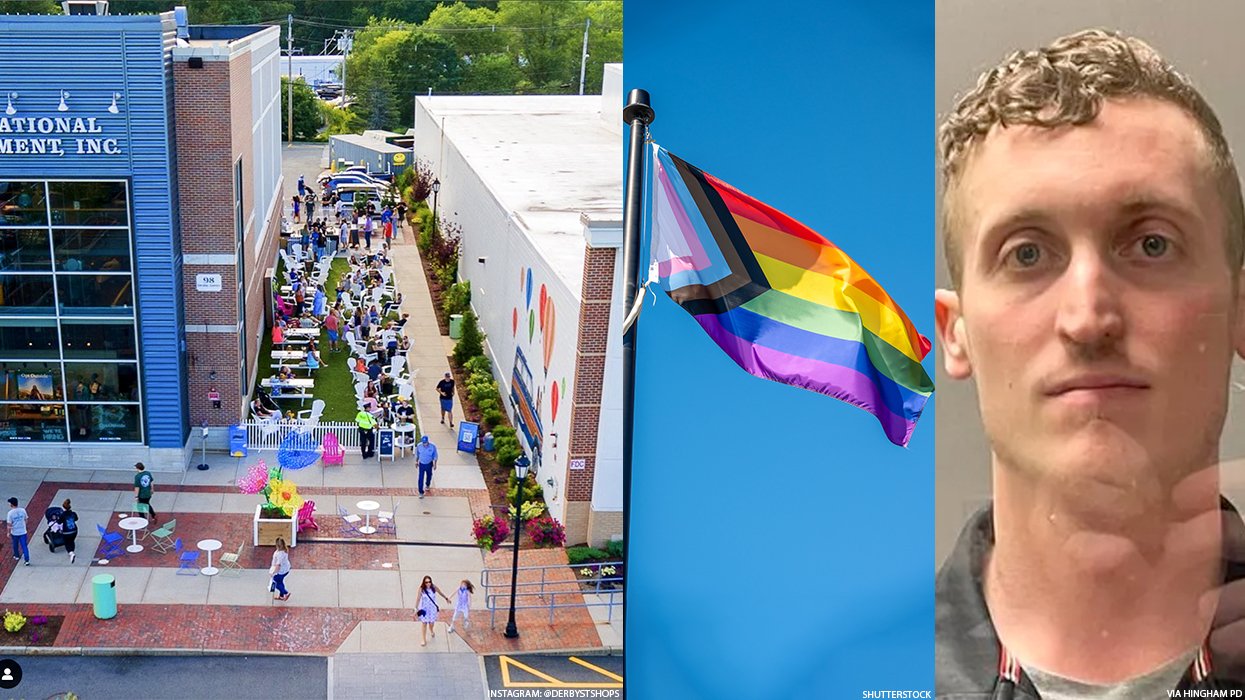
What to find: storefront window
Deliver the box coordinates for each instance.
[60,320,136,360]
[62,362,138,402]
[56,274,132,314]
[0,180,141,444]
[0,229,52,270]
[68,403,139,442]
[0,182,48,226]
[0,403,67,442]
[0,274,54,313]
[49,181,127,227]
[0,361,63,402]
[0,319,57,358]
[52,229,130,272]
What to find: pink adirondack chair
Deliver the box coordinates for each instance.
[322,432,344,466]
[297,500,319,533]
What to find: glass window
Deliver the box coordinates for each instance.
[0,319,57,358]
[60,320,136,360]
[0,229,51,270]
[68,403,139,442]
[52,229,130,272]
[0,182,47,226]
[56,274,132,314]
[0,403,66,442]
[48,181,127,227]
[0,274,54,313]
[0,361,62,402]
[62,362,138,402]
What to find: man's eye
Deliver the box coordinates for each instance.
[1138,234,1170,258]
[1008,242,1042,267]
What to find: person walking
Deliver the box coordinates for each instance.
[356,408,377,459]
[133,462,158,527]
[436,372,455,428]
[416,435,437,498]
[57,499,79,564]
[269,537,292,601]
[297,174,305,197]
[324,308,340,352]
[447,579,474,634]
[362,212,374,250]
[291,194,301,223]
[416,575,453,646]
[5,497,29,566]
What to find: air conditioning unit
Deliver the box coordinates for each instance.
[61,1,109,15]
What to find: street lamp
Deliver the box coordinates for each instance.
[431,178,441,232]
[503,454,531,639]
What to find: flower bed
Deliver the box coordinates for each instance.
[0,613,62,646]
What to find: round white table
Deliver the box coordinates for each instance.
[393,424,416,458]
[118,517,148,553]
[197,539,223,576]
[357,500,380,535]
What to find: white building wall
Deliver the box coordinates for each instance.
[414,102,583,521]
[251,33,282,254]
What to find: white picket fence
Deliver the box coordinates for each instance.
[241,420,361,451]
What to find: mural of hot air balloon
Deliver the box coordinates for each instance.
[512,307,518,337]
[551,381,559,422]
[542,297,556,374]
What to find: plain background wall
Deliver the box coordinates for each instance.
[936,0,1245,565]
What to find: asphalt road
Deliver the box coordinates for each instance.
[0,654,327,700]
[485,653,623,696]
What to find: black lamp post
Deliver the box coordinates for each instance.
[503,454,531,639]
[431,178,441,231]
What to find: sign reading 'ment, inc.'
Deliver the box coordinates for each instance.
[0,116,120,156]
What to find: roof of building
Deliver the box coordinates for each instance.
[415,94,622,292]
[331,133,411,154]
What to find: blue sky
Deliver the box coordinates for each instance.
[624,1,934,696]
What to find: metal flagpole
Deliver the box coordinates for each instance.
[620,88,654,665]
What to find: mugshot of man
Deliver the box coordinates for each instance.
[934,29,1245,697]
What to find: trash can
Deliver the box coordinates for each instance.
[92,574,117,620]
[449,314,464,339]
[483,432,494,452]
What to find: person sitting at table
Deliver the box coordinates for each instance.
[393,396,415,424]
[298,312,319,329]
[277,365,295,382]
[379,371,395,397]
[305,344,321,372]
[272,319,285,345]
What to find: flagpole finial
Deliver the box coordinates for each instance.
[623,89,654,126]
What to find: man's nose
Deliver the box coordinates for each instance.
[1054,253,1125,350]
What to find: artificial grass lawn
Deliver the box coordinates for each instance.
[256,254,366,424]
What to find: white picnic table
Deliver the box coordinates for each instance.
[271,350,306,361]
[284,328,321,338]
[261,377,315,390]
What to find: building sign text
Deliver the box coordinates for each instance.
[0,116,120,156]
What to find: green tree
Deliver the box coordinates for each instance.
[460,53,523,94]
[0,0,60,13]
[279,77,322,140]
[453,309,485,366]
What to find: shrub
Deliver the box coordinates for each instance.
[476,397,500,414]
[605,539,624,560]
[493,434,521,459]
[443,281,471,317]
[453,310,485,366]
[492,426,517,440]
[471,515,510,553]
[436,262,456,288]
[526,516,566,547]
[410,159,435,204]
[567,546,610,565]
[507,499,545,522]
[507,472,544,505]
[482,409,505,432]
[3,610,26,633]
[497,444,521,469]
[464,355,492,377]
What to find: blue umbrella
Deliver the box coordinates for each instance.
[277,429,320,471]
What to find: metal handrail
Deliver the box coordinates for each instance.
[480,560,624,628]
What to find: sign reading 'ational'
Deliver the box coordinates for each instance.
[0,116,120,156]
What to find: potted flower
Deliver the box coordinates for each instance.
[525,516,566,548]
[472,515,510,553]
[241,461,301,547]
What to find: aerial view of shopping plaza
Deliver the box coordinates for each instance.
[0,1,623,696]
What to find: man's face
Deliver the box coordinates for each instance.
[936,98,1245,509]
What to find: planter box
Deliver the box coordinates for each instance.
[253,504,298,547]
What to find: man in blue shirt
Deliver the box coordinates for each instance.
[415,435,437,498]
[6,497,29,566]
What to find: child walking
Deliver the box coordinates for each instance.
[447,579,474,634]
[269,537,292,601]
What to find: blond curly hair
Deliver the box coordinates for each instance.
[937,29,1244,287]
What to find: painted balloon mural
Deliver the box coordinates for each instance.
[551,380,559,422]
[513,268,562,436]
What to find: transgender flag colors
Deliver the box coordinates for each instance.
[648,145,934,447]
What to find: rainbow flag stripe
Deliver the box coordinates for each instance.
[649,145,934,447]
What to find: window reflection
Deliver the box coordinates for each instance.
[0,182,48,226]
[0,319,57,358]
[0,229,51,270]
[68,403,139,442]
[0,275,54,313]
[0,361,62,401]
[60,321,136,360]
[53,229,129,272]
[0,403,66,442]
[56,274,132,313]
[48,181,127,227]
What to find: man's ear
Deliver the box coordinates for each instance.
[935,288,973,380]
